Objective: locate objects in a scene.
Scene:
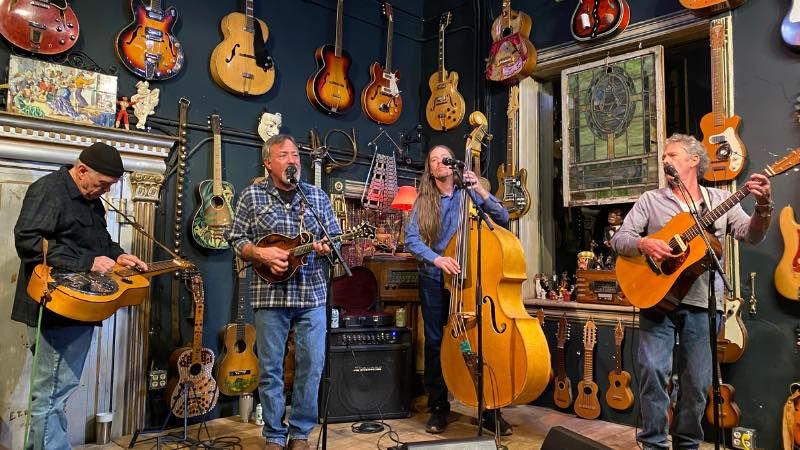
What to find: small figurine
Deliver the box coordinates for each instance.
[131,81,160,130]
[558,271,569,301]
[577,251,595,271]
[115,96,135,130]
[258,111,282,142]
[603,207,624,250]
[534,274,545,299]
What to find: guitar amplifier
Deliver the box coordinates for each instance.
[576,270,631,307]
[363,255,420,302]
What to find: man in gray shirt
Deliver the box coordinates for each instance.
[610,133,772,450]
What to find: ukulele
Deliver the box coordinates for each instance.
[776,206,800,301]
[361,2,402,125]
[553,314,573,409]
[574,319,601,419]
[0,0,79,55]
[570,0,630,42]
[605,320,634,411]
[700,20,746,182]
[209,0,275,96]
[782,0,800,50]
[115,0,184,80]
[252,222,375,284]
[679,0,746,14]
[217,257,259,396]
[615,148,800,310]
[190,114,236,250]
[485,0,537,84]
[716,290,747,363]
[495,85,530,220]
[425,12,466,132]
[306,0,354,114]
[705,359,741,428]
[166,274,219,418]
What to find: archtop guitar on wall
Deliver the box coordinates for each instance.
[115,0,184,80]
[425,12,465,132]
[361,2,402,125]
[306,0,354,115]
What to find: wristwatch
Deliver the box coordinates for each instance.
[754,200,774,219]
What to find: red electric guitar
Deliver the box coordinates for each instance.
[571,0,630,42]
[361,2,402,125]
[0,0,79,54]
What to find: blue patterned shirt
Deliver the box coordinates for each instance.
[226,177,342,309]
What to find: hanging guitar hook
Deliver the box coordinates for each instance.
[323,128,357,173]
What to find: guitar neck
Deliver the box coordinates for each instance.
[556,344,567,379]
[291,229,359,257]
[313,158,322,188]
[190,276,206,365]
[507,87,517,173]
[244,0,255,33]
[385,8,393,72]
[710,20,726,125]
[438,25,445,81]
[334,0,344,57]
[116,259,189,278]
[235,268,248,342]
[212,127,223,197]
[151,0,163,13]
[583,348,594,382]
[680,184,750,244]
[614,343,623,374]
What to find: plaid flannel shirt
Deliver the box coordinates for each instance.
[226,177,341,309]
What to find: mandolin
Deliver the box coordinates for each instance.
[615,148,800,310]
[361,2,402,125]
[495,85,530,220]
[27,258,194,322]
[553,314,573,409]
[782,0,800,50]
[115,0,184,80]
[700,20,746,183]
[166,274,219,418]
[705,359,741,428]
[209,0,275,96]
[252,222,375,284]
[605,320,634,411]
[191,114,236,250]
[776,206,800,301]
[425,12,465,132]
[306,0,354,115]
[570,0,630,42]
[679,0,746,14]
[0,0,79,55]
[485,0,537,84]
[574,319,601,419]
[217,257,259,396]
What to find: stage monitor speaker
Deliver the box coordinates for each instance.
[396,436,496,449]
[541,426,613,450]
[319,327,412,423]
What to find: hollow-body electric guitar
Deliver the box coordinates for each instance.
[115,0,184,80]
[361,2,402,125]
[0,0,79,55]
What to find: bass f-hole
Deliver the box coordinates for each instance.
[482,295,508,334]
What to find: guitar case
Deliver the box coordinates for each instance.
[332,266,393,328]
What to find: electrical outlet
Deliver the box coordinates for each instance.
[147,369,167,391]
[732,427,756,450]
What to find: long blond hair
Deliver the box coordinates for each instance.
[413,145,455,246]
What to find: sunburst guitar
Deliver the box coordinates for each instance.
[361,2,402,124]
[115,0,184,80]
[306,0,354,114]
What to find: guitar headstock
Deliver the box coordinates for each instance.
[709,19,726,50]
[614,319,624,347]
[507,85,519,118]
[440,11,452,31]
[209,113,221,136]
[383,1,393,22]
[351,221,377,240]
[190,274,204,305]
[466,111,491,159]
[764,148,800,177]
[557,314,570,347]
[583,319,597,350]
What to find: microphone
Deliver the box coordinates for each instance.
[442,157,464,168]
[663,163,680,180]
[286,165,298,184]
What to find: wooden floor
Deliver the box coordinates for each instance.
[76,400,716,450]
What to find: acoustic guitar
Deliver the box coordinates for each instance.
[495,85,530,220]
[306,0,354,114]
[27,258,193,322]
[782,0,800,50]
[166,274,219,418]
[425,12,465,132]
[485,0,536,84]
[209,0,275,96]
[615,148,800,310]
[776,206,800,301]
[570,0,630,42]
[574,319,601,419]
[553,314,573,409]
[190,114,235,250]
[700,20,746,183]
[705,360,741,428]
[253,222,375,284]
[217,257,259,396]
[679,0,746,14]
[361,2,402,125]
[605,320,634,411]
[115,0,184,80]
[0,0,79,55]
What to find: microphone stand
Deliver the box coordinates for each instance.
[290,176,351,450]
[671,174,730,450]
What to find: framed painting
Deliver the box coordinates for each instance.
[6,55,118,127]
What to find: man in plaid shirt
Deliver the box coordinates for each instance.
[226,134,341,450]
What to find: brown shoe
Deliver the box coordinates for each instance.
[265,442,284,450]
[288,439,310,450]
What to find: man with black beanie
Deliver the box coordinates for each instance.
[13,141,147,449]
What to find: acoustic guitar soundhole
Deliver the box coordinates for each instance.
[661,247,690,276]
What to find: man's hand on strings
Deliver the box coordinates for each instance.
[91,256,116,273]
[462,169,489,198]
[313,240,332,256]
[433,256,461,275]
[744,173,772,204]
[117,254,148,272]
[637,237,673,262]
[252,245,289,275]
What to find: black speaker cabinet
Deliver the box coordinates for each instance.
[319,327,412,423]
[541,426,614,450]
[397,436,496,449]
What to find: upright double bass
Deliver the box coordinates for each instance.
[440,112,551,408]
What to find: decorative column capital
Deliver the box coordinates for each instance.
[130,172,165,203]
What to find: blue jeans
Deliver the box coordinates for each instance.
[419,266,450,413]
[637,305,721,450]
[255,307,325,446]
[25,324,94,450]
